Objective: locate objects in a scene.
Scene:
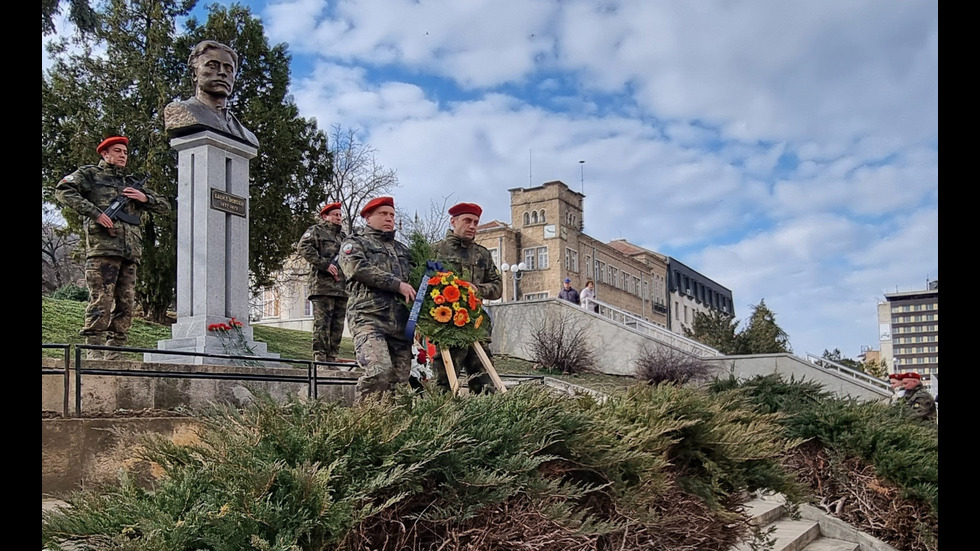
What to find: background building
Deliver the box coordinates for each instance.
[665,257,735,336]
[475,180,732,330]
[877,280,938,392]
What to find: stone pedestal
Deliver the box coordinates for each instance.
[146,131,278,365]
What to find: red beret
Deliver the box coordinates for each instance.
[448,202,483,218]
[320,202,341,216]
[360,196,394,218]
[888,373,902,380]
[904,372,921,380]
[96,136,129,154]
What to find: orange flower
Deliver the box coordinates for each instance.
[468,292,480,310]
[434,294,446,304]
[443,285,461,302]
[432,306,453,323]
[474,315,484,329]
[428,275,442,285]
[453,309,470,327]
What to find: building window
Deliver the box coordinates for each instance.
[610,267,618,288]
[597,261,606,283]
[305,299,313,317]
[565,248,579,272]
[531,211,539,224]
[523,212,530,226]
[539,209,546,223]
[524,248,536,270]
[263,290,280,318]
[634,276,641,296]
[675,301,680,319]
[488,247,499,268]
[538,247,549,269]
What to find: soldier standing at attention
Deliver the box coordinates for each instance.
[339,196,417,400]
[430,202,503,394]
[899,372,937,424]
[54,136,172,359]
[297,202,348,363]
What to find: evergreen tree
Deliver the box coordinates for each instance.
[683,310,740,354]
[42,1,331,320]
[737,300,791,354]
[820,348,862,372]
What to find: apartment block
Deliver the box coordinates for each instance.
[878,280,939,390]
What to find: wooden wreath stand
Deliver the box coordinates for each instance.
[440,342,508,396]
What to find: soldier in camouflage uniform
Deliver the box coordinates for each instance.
[54,136,172,360]
[430,202,503,394]
[297,202,348,362]
[338,196,417,401]
[899,372,937,424]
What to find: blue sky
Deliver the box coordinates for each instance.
[44,0,938,360]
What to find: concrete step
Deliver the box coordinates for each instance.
[768,518,820,551]
[733,493,866,551]
[802,537,860,551]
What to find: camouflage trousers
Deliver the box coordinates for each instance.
[352,330,413,402]
[80,256,137,350]
[433,342,495,395]
[311,296,348,361]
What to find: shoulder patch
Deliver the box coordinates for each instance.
[302,230,312,239]
[342,243,355,254]
[64,175,75,182]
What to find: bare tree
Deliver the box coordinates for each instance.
[633,343,713,386]
[399,196,457,243]
[41,207,84,294]
[525,310,597,375]
[327,125,400,233]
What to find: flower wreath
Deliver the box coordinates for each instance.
[415,271,489,348]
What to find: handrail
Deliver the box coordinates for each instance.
[44,343,535,417]
[588,299,721,357]
[803,352,889,391]
[41,344,71,417]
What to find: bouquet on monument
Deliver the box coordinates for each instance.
[415,271,490,348]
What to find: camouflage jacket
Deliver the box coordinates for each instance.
[297,221,347,298]
[902,385,937,423]
[339,226,415,340]
[431,231,503,301]
[54,161,171,264]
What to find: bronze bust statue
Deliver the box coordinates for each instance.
[164,40,259,147]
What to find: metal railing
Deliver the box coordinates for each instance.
[44,344,544,417]
[803,352,890,391]
[44,343,359,417]
[42,344,71,417]
[588,299,721,357]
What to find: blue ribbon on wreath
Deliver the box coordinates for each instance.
[405,260,444,340]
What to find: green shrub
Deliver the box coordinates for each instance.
[51,284,88,302]
[43,384,801,550]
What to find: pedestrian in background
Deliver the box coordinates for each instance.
[558,278,580,305]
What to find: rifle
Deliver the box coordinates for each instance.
[102,175,148,225]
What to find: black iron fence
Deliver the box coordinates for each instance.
[43,343,359,417]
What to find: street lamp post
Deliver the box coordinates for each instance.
[500,262,527,302]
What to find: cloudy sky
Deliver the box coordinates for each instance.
[45,0,938,360]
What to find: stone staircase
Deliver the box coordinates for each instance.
[733,492,896,551]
